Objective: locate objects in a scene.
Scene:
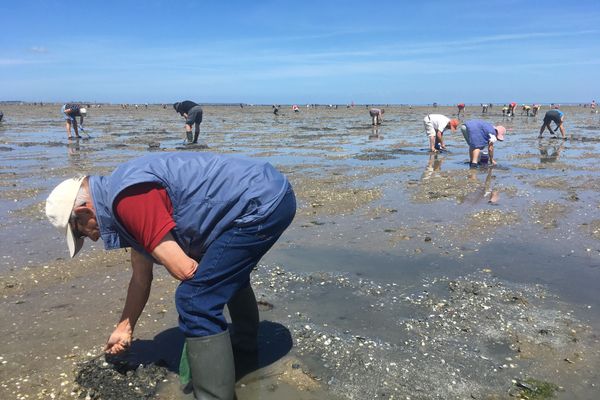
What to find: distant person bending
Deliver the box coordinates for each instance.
[457,103,465,118]
[539,106,566,139]
[423,114,459,152]
[521,105,531,116]
[173,101,203,144]
[61,103,87,140]
[531,104,541,117]
[460,120,506,168]
[0,111,3,122]
[481,104,489,114]
[369,108,384,125]
[508,102,517,117]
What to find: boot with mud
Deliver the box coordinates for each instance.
[227,285,260,380]
[186,330,236,400]
[192,131,200,144]
[186,131,194,145]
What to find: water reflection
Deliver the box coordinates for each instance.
[67,140,81,164]
[421,152,444,181]
[538,140,565,163]
[368,126,384,140]
[464,168,499,204]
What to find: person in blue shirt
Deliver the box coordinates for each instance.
[45,152,296,400]
[460,120,506,168]
[539,106,566,139]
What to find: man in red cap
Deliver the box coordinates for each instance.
[423,114,460,152]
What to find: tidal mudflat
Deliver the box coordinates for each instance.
[1,104,599,399]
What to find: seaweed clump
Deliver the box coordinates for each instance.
[73,356,168,400]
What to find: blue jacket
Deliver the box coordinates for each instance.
[89,152,289,261]
[464,120,496,148]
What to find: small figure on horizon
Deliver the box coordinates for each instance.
[538,106,566,140]
[521,104,531,116]
[61,103,87,140]
[482,104,489,114]
[531,104,541,117]
[173,100,203,144]
[292,104,299,113]
[460,119,506,168]
[502,105,508,116]
[507,102,517,116]
[273,105,279,115]
[423,114,459,153]
[0,110,3,122]
[457,103,465,118]
[369,108,385,125]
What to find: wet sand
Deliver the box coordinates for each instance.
[1,104,600,399]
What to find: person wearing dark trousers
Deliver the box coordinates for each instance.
[539,106,566,139]
[45,152,296,400]
[173,101,203,144]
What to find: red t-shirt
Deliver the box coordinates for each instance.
[114,183,176,253]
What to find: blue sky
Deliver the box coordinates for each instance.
[1,0,599,104]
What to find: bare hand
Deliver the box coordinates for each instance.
[105,328,132,355]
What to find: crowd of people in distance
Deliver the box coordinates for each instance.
[42,100,586,168]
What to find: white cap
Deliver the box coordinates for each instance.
[79,107,87,115]
[46,177,85,257]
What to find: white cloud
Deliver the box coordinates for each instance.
[29,46,48,53]
[0,59,31,66]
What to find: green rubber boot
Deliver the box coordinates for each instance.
[186,131,194,144]
[186,331,235,400]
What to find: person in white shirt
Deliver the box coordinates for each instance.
[369,108,385,125]
[423,114,459,152]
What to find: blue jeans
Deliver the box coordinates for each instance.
[175,187,296,337]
